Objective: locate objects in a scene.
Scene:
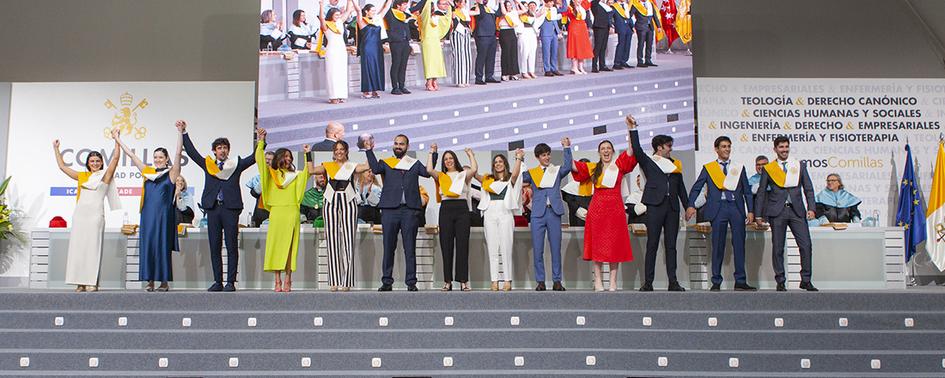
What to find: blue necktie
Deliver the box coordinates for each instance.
[721,161,734,201]
[216,161,224,202]
[781,161,791,204]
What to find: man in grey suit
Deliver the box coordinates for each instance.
[313,121,345,151]
[754,136,818,292]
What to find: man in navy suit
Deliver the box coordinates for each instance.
[755,136,818,292]
[630,0,660,67]
[590,0,614,73]
[472,0,502,84]
[628,115,688,291]
[181,121,257,292]
[539,0,567,76]
[365,134,432,291]
[610,0,634,69]
[686,136,757,291]
[312,121,345,151]
[522,138,572,291]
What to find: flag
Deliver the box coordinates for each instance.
[896,144,927,263]
[659,0,679,46]
[926,141,945,270]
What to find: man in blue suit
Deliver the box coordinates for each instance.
[181,121,257,292]
[685,136,758,291]
[523,138,573,291]
[472,0,502,84]
[610,0,634,69]
[365,134,432,291]
[630,0,660,67]
[539,0,567,76]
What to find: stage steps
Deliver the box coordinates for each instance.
[1,291,943,376]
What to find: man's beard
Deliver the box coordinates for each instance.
[394,148,406,158]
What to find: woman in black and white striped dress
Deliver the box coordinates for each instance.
[308,140,371,291]
[450,0,477,87]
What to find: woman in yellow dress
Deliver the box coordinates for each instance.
[255,128,311,292]
[418,0,453,91]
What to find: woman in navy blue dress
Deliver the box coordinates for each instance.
[116,121,184,291]
[355,0,392,99]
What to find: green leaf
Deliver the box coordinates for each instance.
[0,177,9,196]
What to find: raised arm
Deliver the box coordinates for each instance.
[52,139,80,180]
[354,162,371,174]
[625,114,648,166]
[114,131,147,173]
[364,139,385,175]
[379,0,394,16]
[426,143,441,177]
[463,148,478,182]
[180,123,206,170]
[102,129,122,185]
[169,121,185,184]
[355,1,367,29]
[559,137,572,177]
[318,0,328,32]
[509,148,525,183]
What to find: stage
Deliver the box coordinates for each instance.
[258,53,695,152]
[1,290,944,376]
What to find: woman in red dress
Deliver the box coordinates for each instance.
[562,0,594,74]
[572,120,638,291]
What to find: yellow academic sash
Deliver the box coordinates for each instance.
[482,175,498,194]
[570,6,586,20]
[630,0,651,16]
[613,3,630,19]
[763,161,800,188]
[454,9,469,22]
[705,161,727,190]
[323,161,342,179]
[528,166,546,187]
[140,166,156,211]
[76,171,91,201]
[434,171,462,202]
[583,162,603,191]
[326,21,342,34]
[268,167,300,189]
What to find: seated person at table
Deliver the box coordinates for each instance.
[301,171,328,222]
[175,175,196,225]
[260,9,287,50]
[625,172,647,224]
[357,169,383,224]
[812,173,862,224]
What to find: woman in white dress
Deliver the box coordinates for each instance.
[517,2,546,79]
[54,129,121,292]
[319,0,356,104]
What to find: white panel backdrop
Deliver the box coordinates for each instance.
[696,78,945,227]
[2,81,256,278]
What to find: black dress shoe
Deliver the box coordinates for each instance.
[544,72,555,77]
[475,80,487,85]
[391,88,403,95]
[207,282,223,292]
[645,62,658,67]
[591,68,600,73]
[535,282,546,291]
[400,87,411,94]
[223,282,236,292]
[776,282,787,291]
[378,284,393,291]
[407,284,419,291]
[638,282,654,292]
[710,283,721,291]
[552,281,566,291]
[799,282,819,292]
[668,282,686,292]
[636,63,647,68]
[600,67,613,72]
[485,78,501,83]
[734,282,758,291]
[553,71,564,76]
[612,66,624,70]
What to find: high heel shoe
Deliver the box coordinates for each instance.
[75,285,86,293]
[441,283,453,292]
[274,281,283,292]
[284,280,292,293]
[157,283,169,292]
[503,281,512,291]
[86,285,98,292]
[461,283,472,291]
[491,281,499,291]
[145,281,155,292]
[594,281,605,292]
[330,286,338,292]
